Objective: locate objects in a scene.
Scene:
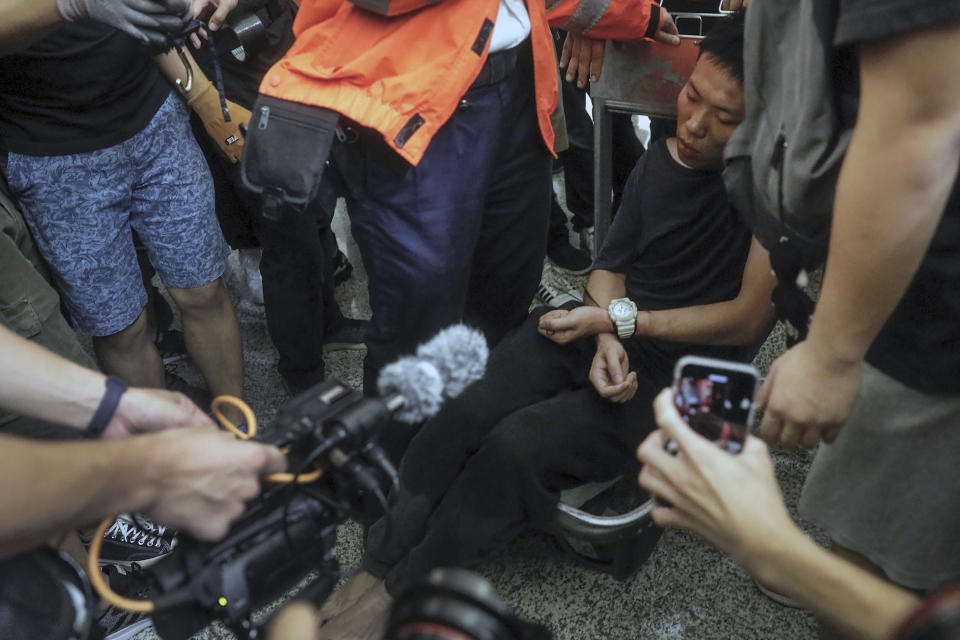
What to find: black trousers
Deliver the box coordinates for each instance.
[549,30,645,237]
[254,206,345,390]
[191,115,346,389]
[364,308,658,595]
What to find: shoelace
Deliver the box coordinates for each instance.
[105,519,167,549]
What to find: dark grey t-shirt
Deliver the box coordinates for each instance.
[836,0,960,394]
[593,139,752,383]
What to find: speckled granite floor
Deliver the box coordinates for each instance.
[133,183,824,640]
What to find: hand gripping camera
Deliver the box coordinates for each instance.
[98,325,491,640]
[148,379,394,640]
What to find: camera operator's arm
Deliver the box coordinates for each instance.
[636,237,775,346]
[0,324,214,437]
[154,47,250,162]
[0,427,286,557]
[637,390,920,640]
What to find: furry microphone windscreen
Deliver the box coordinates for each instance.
[415,324,488,398]
[377,357,445,424]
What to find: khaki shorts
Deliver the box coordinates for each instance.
[799,362,960,590]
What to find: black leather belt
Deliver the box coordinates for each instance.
[470,38,530,89]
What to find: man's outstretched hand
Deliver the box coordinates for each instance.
[637,389,795,569]
[755,340,861,449]
[654,8,681,46]
[103,387,217,439]
[143,427,286,541]
[538,306,612,344]
[559,32,607,88]
[589,333,637,402]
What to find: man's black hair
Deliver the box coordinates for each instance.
[697,9,746,83]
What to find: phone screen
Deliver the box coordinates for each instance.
[674,363,756,454]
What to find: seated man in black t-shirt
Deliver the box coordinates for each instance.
[314,11,773,640]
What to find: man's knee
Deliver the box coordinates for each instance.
[471,424,538,479]
[93,308,151,351]
[168,278,229,316]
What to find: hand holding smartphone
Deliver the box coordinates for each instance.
[668,356,759,455]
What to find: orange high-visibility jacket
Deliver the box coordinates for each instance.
[260,0,661,165]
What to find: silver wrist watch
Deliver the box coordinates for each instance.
[607,297,638,339]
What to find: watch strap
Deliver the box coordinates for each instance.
[84,376,128,439]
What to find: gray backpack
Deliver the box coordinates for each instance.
[723,0,856,271]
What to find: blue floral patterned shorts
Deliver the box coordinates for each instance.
[4,92,229,336]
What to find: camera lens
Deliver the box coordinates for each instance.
[385,568,545,640]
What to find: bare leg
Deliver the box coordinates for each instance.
[317,578,391,640]
[817,542,909,639]
[318,571,381,624]
[166,278,243,399]
[93,308,164,388]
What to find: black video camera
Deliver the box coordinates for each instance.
[139,379,400,640]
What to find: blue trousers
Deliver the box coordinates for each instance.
[346,62,552,395]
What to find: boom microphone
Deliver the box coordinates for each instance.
[377,324,489,423]
[94,326,489,640]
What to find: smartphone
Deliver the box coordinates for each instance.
[669,355,760,454]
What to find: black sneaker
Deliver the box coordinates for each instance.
[547,237,593,275]
[155,329,188,365]
[164,369,213,411]
[94,514,176,568]
[536,281,583,308]
[128,513,177,543]
[97,605,152,640]
[323,317,368,352]
[332,249,354,288]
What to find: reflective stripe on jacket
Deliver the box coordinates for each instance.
[260,0,660,165]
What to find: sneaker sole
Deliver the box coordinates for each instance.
[98,552,172,569]
[97,539,174,568]
[547,257,593,276]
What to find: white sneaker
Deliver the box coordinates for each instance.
[238,248,265,306]
[537,280,583,308]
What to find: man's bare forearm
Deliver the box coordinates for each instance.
[807,23,960,365]
[154,46,203,95]
[0,0,62,54]
[640,238,776,346]
[0,325,110,431]
[583,269,627,309]
[749,528,918,640]
[0,435,161,557]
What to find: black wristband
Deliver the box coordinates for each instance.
[644,4,661,40]
[84,376,128,439]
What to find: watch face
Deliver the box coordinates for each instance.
[613,301,631,317]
